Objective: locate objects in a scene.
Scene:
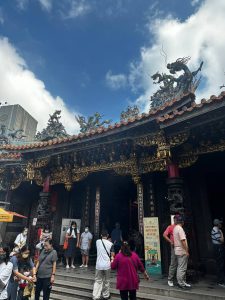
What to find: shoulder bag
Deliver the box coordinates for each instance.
[101,239,110,258]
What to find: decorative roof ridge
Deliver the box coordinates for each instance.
[1,92,224,151]
[157,91,225,123]
[148,92,195,116]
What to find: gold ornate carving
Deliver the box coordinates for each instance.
[26,162,35,181]
[178,155,198,168]
[168,131,189,147]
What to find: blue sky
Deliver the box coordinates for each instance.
[0,0,224,133]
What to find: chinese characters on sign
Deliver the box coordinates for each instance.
[143,217,162,275]
[137,183,144,235]
[84,186,90,228]
[94,186,100,238]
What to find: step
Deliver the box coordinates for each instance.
[51,285,189,300]
[54,273,225,300]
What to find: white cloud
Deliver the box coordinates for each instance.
[16,0,29,11]
[64,0,91,19]
[106,70,127,90]
[191,0,201,6]
[0,37,80,134]
[128,0,225,111]
[38,0,52,12]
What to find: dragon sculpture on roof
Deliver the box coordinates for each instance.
[75,112,111,133]
[151,57,203,108]
[35,110,69,141]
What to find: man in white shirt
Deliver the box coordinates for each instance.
[92,230,114,300]
[0,247,13,300]
[173,215,191,289]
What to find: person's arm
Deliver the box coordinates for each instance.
[76,233,80,247]
[181,239,189,255]
[110,244,115,258]
[136,254,149,280]
[163,227,173,245]
[13,270,33,283]
[88,238,92,249]
[50,261,56,284]
[79,236,82,248]
[111,254,118,269]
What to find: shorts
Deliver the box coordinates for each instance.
[81,249,89,256]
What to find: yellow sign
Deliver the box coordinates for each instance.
[0,208,13,222]
[143,217,162,275]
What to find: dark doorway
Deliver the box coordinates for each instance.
[100,173,137,240]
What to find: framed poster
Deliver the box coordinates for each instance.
[60,218,81,245]
[143,217,162,275]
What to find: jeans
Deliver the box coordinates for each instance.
[7,279,18,300]
[92,269,110,300]
[120,290,136,300]
[213,244,225,284]
[35,277,51,300]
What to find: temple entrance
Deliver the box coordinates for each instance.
[99,173,137,240]
[205,152,225,223]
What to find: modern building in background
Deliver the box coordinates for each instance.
[0,104,37,140]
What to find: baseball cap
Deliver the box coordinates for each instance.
[213,219,222,226]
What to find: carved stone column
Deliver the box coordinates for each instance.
[166,163,184,214]
[137,182,144,235]
[94,186,100,238]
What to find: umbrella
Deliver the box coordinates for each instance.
[0,207,27,222]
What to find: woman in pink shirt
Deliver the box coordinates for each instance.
[111,241,149,300]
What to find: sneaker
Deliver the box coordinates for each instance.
[177,284,187,290]
[80,264,84,268]
[218,283,225,288]
[184,282,191,288]
[71,265,76,269]
[84,265,88,268]
[66,265,70,269]
[168,280,174,287]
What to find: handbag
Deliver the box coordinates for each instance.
[129,257,140,283]
[63,238,68,250]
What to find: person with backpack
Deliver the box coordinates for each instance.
[111,241,149,300]
[92,230,114,300]
[64,221,80,269]
[0,246,13,300]
[34,239,57,300]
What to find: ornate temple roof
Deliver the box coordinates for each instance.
[0,91,224,153]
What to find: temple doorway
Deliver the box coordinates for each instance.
[99,173,137,240]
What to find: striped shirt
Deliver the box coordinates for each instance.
[211,226,223,245]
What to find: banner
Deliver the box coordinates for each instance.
[143,217,162,275]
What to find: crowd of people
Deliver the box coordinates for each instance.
[0,217,224,300]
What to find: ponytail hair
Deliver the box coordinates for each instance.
[121,241,132,257]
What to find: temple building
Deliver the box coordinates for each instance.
[0,57,225,275]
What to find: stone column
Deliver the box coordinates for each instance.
[94,186,100,238]
[137,182,144,235]
[166,163,184,214]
